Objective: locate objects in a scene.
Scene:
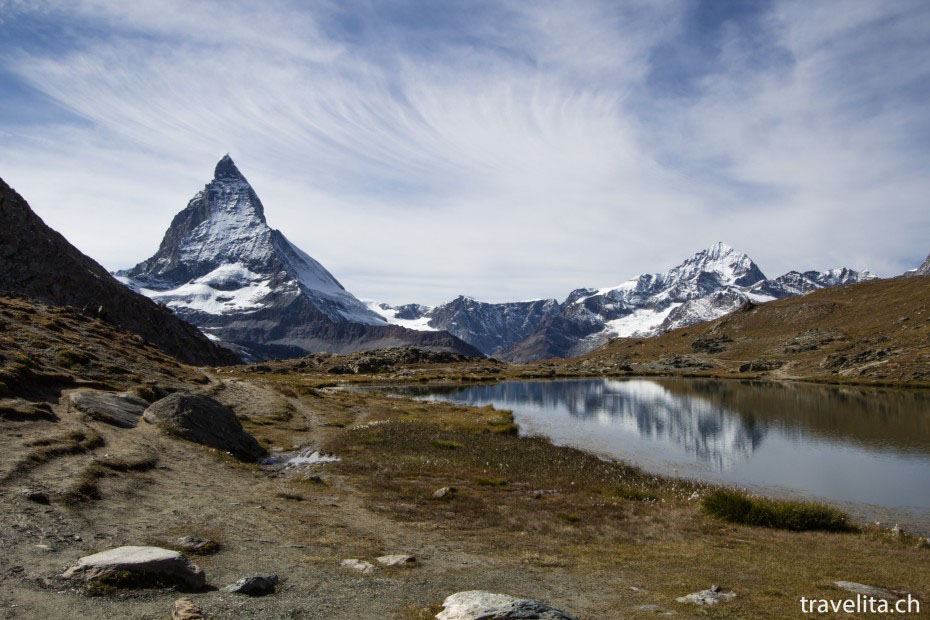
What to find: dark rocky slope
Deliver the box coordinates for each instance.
[0,176,239,366]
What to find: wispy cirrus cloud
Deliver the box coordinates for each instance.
[1,0,928,304]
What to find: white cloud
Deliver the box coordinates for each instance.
[0,0,928,304]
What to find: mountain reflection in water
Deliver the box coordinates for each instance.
[382,378,930,528]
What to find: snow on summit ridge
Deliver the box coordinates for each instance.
[119,155,380,326]
[112,156,485,360]
[371,242,876,361]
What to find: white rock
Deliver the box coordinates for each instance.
[676,585,735,606]
[436,590,577,620]
[340,559,378,574]
[376,554,417,568]
[61,546,205,588]
[834,581,903,600]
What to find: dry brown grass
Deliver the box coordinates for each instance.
[276,387,930,618]
[561,275,930,388]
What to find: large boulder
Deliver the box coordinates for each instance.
[436,591,577,620]
[67,389,149,428]
[61,546,205,589]
[143,393,265,461]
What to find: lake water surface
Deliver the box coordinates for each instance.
[383,378,930,532]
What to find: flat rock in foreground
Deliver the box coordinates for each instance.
[676,585,736,606]
[143,393,266,461]
[61,546,205,589]
[834,581,903,600]
[67,389,149,428]
[436,590,577,620]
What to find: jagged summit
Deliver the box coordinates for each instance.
[118,157,480,359]
[119,156,383,324]
[214,154,246,181]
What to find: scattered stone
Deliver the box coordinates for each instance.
[636,604,663,612]
[432,486,457,499]
[224,575,279,596]
[834,581,903,600]
[691,335,732,354]
[340,559,378,574]
[143,393,266,461]
[676,585,736,606]
[21,489,50,504]
[737,359,784,373]
[61,545,206,589]
[66,389,148,428]
[436,591,577,620]
[376,554,417,568]
[177,536,219,554]
[172,598,205,620]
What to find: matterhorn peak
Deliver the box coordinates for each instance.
[214,154,246,181]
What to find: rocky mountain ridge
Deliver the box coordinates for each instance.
[376,243,876,362]
[118,156,480,360]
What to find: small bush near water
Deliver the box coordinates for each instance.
[702,489,851,532]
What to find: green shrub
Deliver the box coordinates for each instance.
[702,489,850,532]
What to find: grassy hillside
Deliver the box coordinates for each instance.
[550,275,930,387]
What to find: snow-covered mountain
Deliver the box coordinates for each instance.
[118,156,480,360]
[368,297,561,357]
[904,252,930,277]
[373,243,876,361]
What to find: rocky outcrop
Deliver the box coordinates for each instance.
[172,599,205,620]
[224,575,280,596]
[143,393,266,461]
[0,176,239,367]
[436,591,577,620]
[61,546,206,589]
[66,390,149,428]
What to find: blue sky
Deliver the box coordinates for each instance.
[1,0,929,304]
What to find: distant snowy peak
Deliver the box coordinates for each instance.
[494,243,878,361]
[660,241,766,288]
[751,267,876,299]
[365,301,436,331]
[905,252,930,276]
[369,296,561,356]
[119,155,384,326]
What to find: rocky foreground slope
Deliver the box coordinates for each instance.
[118,156,479,360]
[0,176,238,366]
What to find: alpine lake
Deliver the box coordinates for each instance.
[377,378,930,534]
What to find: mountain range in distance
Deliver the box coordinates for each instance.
[372,243,877,362]
[112,155,889,362]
